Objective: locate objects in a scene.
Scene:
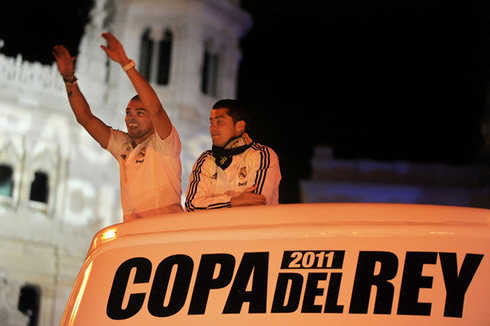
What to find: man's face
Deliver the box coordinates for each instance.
[209,108,244,147]
[125,99,154,143]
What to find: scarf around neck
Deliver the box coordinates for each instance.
[212,133,253,170]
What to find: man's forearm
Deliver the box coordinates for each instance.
[62,77,110,148]
[124,63,164,115]
[64,80,94,127]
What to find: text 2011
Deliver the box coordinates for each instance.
[281,250,345,269]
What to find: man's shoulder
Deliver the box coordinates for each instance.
[247,142,278,156]
[106,128,129,152]
[191,150,216,175]
[195,150,214,164]
[249,142,272,150]
[243,143,280,167]
[152,124,180,144]
[150,125,182,156]
[110,127,128,138]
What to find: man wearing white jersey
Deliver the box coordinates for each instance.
[53,33,183,222]
[186,99,281,211]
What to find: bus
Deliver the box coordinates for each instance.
[61,203,490,325]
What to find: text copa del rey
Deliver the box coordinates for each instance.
[106,250,483,320]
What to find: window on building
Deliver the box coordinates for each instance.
[201,42,219,97]
[139,28,154,81]
[0,164,14,197]
[139,28,173,86]
[18,284,41,326]
[156,29,173,85]
[29,171,49,204]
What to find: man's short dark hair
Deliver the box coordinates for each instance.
[212,99,250,131]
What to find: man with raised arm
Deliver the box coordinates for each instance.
[53,33,183,222]
[185,99,281,211]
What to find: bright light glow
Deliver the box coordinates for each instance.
[101,229,117,241]
[69,261,93,325]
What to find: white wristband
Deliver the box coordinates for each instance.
[122,59,135,72]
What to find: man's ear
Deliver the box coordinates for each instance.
[236,120,246,133]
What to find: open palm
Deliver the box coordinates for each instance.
[100,32,129,65]
[52,45,75,76]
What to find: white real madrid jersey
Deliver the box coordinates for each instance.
[186,143,281,211]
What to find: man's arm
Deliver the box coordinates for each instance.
[52,45,110,148]
[100,32,173,141]
[230,185,266,207]
[247,144,281,205]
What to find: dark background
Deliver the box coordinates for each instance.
[238,0,490,202]
[1,0,489,202]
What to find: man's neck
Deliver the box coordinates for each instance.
[130,132,153,148]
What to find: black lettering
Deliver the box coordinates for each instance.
[302,273,327,313]
[223,252,269,314]
[349,251,398,314]
[148,255,193,317]
[324,272,344,313]
[397,252,437,316]
[271,273,303,313]
[106,257,152,320]
[440,253,484,318]
[188,254,235,314]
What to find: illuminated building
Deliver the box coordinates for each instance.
[0,0,250,324]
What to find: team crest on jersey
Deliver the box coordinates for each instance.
[120,144,132,160]
[239,167,247,179]
[136,147,146,163]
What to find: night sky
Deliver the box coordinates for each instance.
[1,0,489,203]
[239,0,490,202]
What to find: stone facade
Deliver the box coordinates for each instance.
[0,271,29,326]
[0,0,251,324]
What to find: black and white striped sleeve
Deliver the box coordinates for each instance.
[185,151,232,212]
[249,144,281,205]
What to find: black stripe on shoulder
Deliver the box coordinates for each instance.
[251,144,271,194]
[186,150,213,211]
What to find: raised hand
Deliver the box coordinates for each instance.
[52,45,75,77]
[100,32,172,141]
[100,32,130,66]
